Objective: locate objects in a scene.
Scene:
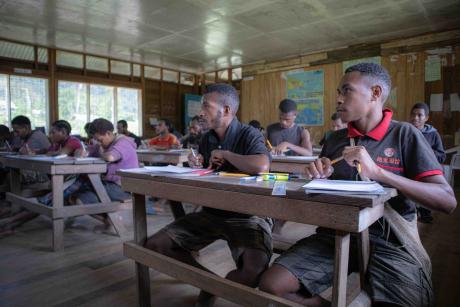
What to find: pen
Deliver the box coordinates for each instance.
[5,140,12,151]
[266,139,273,151]
[331,156,344,165]
[191,148,197,158]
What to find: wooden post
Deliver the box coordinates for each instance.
[332,231,350,307]
[357,229,370,290]
[132,193,151,307]
[51,174,64,251]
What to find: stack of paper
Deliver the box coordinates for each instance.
[303,179,385,195]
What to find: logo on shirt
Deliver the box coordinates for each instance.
[384,147,396,157]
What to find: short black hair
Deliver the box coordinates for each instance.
[117,120,128,128]
[206,83,240,115]
[0,124,10,137]
[345,63,391,103]
[248,120,262,130]
[11,115,31,128]
[90,118,114,135]
[279,99,297,113]
[52,120,72,135]
[412,102,429,116]
[160,118,173,131]
[331,113,340,121]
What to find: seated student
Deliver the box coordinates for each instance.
[180,116,202,149]
[148,118,180,149]
[259,63,456,307]
[11,115,50,155]
[116,119,142,148]
[410,102,446,223]
[0,124,13,150]
[70,118,139,204]
[319,112,347,146]
[144,84,272,305]
[47,120,83,156]
[266,99,312,156]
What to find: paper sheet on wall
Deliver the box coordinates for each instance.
[450,93,460,112]
[425,55,441,82]
[430,93,443,112]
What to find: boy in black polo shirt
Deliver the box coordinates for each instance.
[410,102,446,223]
[144,84,272,306]
[259,63,456,306]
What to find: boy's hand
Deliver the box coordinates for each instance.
[188,152,204,168]
[342,146,380,180]
[304,157,333,179]
[208,150,227,169]
[272,142,290,155]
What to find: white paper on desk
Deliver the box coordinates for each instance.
[303,179,385,194]
[450,93,460,111]
[272,155,318,162]
[430,94,443,112]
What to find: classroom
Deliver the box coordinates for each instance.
[0,1,459,306]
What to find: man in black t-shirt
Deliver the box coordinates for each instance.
[116,119,141,148]
[144,84,272,305]
[259,63,456,307]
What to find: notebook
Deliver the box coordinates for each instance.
[303,179,385,195]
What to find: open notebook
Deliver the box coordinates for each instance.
[121,165,213,176]
[303,179,385,195]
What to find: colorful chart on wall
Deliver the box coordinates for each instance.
[286,69,324,126]
[184,94,202,128]
[342,56,381,74]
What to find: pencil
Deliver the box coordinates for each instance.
[266,139,273,151]
[330,156,344,165]
[218,172,250,177]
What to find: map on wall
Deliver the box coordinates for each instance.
[286,69,324,126]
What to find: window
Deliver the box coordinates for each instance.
[86,56,108,72]
[58,81,142,136]
[217,70,229,82]
[180,73,194,86]
[58,81,87,136]
[232,67,242,80]
[0,40,34,62]
[163,70,178,83]
[0,74,49,129]
[144,66,161,80]
[111,60,131,75]
[56,51,83,68]
[133,64,141,77]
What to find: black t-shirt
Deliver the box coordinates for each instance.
[322,110,443,225]
[127,132,142,148]
[199,117,270,217]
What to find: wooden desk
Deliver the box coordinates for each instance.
[1,155,129,251]
[270,155,318,173]
[119,172,395,307]
[136,149,190,166]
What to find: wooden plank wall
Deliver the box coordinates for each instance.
[241,43,460,147]
[143,79,196,138]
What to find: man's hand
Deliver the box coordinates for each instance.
[208,149,227,169]
[342,146,381,180]
[304,157,333,179]
[272,141,291,155]
[188,152,204,168]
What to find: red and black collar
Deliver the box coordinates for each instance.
[347,109,393,141]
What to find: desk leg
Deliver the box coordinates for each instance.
[9,168,21,195]
[133,193,151,307]
[52,175,64,251]
[169,201,186,219]
[332,231,350,307]
[87,174,128,238]
[357,229,370,290]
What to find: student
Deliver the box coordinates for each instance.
[148,118,180,149]
[144,84,272,305]
[319,112,347,146]
[410,102,446,223]
[180,116,202,149]
[116,119,142,148]
[266,99,312,156]
[71,118,138,204]
[0,124,13,150]
[259,63,456,307]
[48,120,83,156]
[11,115,50,154]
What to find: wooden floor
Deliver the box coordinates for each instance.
[0,194,459,307]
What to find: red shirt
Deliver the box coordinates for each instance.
[148,133,179,147]
[48,136,82,156]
